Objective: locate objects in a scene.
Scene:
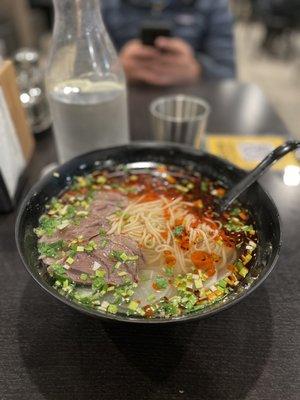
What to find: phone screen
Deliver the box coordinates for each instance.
[140,21,172,46]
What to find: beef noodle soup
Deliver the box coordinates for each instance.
[35,164,258,319]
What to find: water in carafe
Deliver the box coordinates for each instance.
[46,0,129,163]
[49,79,128,162]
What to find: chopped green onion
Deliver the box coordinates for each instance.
[76,210,89,217]
[194,278,203,289]
[201,181,208,192]
[113,261,121,270]
[99,239,108,249]
[85,240,97,252]
[107,304,118,314]
[175,184,189,193]
[96,176,107,184]
[57,220,70,230]
[235,260,244,271]
[120,252,128,261]
[225,220,254,234]
[242,253,252,264]
[128,300,139,311]
[187,182,194,189]
[110,250,138,263]
[218,279,227,288]
[66,256,74,265]
[100,301,110,310]
[95,269,106,278]
[147,294,156,303]
[231,208,241,216]
[239,267,249,277]
[125,255,139,261]
[117,271,128,277]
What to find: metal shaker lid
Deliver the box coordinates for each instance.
[14,48,39,68]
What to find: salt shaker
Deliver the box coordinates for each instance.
[14,48,51,134]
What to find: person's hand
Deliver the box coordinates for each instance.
[119,39,162,83]
[120,38,201,86]
[149,37,202,85]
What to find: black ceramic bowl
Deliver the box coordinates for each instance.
[15,142,281,323]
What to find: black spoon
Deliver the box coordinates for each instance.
[221,140,300,211]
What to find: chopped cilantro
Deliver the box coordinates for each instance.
[38,240,65,258]
[157,301,179,316]
[230,207,241,216]
[85,240,97,252]
[35,216,59,236]
[164,266,174,277]
[172,225,184,237]
[49,263,68,281]
[110,250,124,261]
[92,274,107,291]
[154,276,168,290]
[64,205,76,219]
[98,228,107,236]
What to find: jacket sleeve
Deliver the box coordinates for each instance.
[196,0,236,80]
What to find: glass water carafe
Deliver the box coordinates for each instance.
[46,0,129,163]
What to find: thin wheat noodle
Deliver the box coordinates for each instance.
[106,195,234,275]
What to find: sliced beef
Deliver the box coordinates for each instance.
[40,191,127,244]
[39,191,143,286]
[65,234,143,285]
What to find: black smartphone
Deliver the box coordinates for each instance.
[140,20,172,46]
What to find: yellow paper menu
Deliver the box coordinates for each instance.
[206,135,299,171]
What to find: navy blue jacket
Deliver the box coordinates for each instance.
[101,0,236,79]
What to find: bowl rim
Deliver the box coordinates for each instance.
[15,141,282,324]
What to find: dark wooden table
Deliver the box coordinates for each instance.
[1,81,299,400]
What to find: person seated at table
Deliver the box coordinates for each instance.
[101,0,236,86]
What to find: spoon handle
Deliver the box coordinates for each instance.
[221,140,300,211]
